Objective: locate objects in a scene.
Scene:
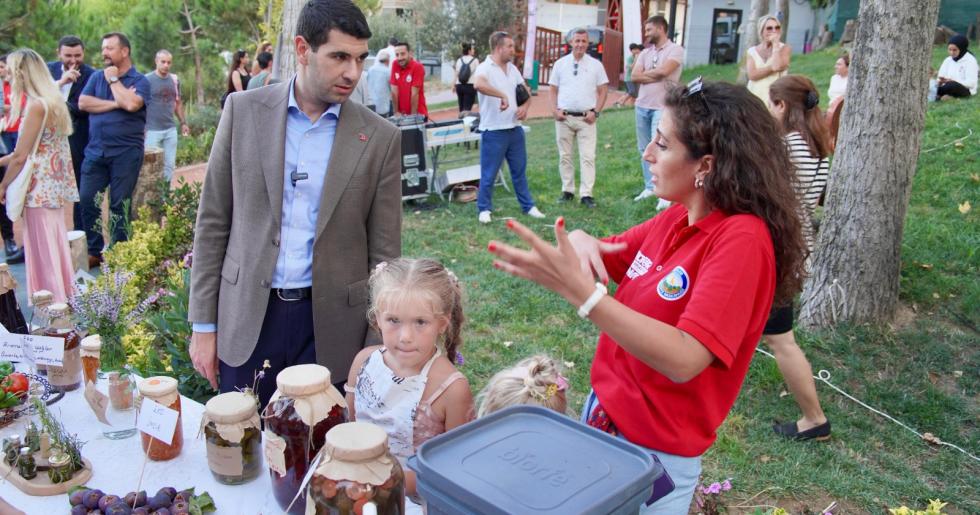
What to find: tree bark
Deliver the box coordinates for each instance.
[798,0,940,329]
[273,0,302,81]
[777,0,789,43]
[736,0,768,84]
[180,0,205,106]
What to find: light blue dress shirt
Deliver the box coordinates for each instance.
[193,80,341,334]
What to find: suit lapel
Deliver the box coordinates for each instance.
[315,101,372,240]
[254,82,290,230]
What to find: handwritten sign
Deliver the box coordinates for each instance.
[136,397,179,445]
[0,333,64,366]
[84,383,111,425]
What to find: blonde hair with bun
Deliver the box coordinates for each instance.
[477,355,568,418]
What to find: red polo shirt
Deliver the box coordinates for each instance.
[2,82,25,133]
[591,204,776,457]
[390,59,427,116]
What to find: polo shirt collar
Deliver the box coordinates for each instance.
[287,77,342,123]
[669,207,728,235]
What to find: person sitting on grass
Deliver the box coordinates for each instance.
[937,34,977,99]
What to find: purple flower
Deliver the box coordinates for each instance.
[707,482,722,494]
[454,352,465,366]
[721,479,732,492]
[182,252,193,269]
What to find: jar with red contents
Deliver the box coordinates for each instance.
[137,376,184,460]
[263,364,348,515]
[309,422,405,515]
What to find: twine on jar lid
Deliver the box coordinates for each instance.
[200,391,260,442]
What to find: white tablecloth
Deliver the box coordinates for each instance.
[0,383,282,514]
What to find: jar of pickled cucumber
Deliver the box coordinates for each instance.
[309,422,405,515]
[202,391,262,484]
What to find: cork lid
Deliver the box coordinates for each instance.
[276,364,332,396]
[138,376,179,397]
[323,422,388,461]
[205,391,257,424]
[48,302,70,317]
[81,335,102,351]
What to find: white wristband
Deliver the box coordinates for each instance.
[577,282,607,319]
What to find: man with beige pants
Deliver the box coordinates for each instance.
[549,28,608,208]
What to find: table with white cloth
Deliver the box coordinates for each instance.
[0,384,282,514]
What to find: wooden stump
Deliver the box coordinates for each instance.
[132,147,164,217]
[67,230,87,272]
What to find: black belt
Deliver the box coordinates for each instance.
[563,110,589,116]
[273,287,312,302]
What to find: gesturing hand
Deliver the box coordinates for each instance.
[487,218,627,306]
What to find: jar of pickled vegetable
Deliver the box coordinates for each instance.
[80,335,101,385]
[43,303,81,392]
[137,376,183,461]
[47,451,73,483]
[202,391,262,484]
[309,422,405,515]
[262,364,348,515]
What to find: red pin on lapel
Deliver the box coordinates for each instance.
[358,132,368,142]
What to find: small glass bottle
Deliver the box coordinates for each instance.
[309,422,406,515]
[17,447,36,480]
[137,376,184,461]
[47,451,73,483]
[43,303,82,392]
[29,290,54,376]
[80,335,101,385]
[203,391,263,485]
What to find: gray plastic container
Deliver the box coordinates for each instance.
[407,405,665,515]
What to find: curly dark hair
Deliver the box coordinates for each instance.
[665,81,807,303]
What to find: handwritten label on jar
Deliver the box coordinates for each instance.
[0,333,65,366]
[264,430,287,476]
[137,397,179,445]
[47,346,80,386]
[206,440,244,477]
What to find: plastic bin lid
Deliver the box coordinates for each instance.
[410,405,662,515]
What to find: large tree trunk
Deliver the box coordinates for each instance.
[777,0,788,43]
[798,0,940,328]
[273,0,303,81]
[736,0,768,84]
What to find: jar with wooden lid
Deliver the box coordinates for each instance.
[202,391,262,484]
[43,303,81,392]
[262,364,348,515]
[80,335,101,385]
[309,422,405,515]
[137,376,183,461]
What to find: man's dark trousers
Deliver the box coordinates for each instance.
[79,147,143,257]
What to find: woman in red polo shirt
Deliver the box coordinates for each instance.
[488,79,807,512]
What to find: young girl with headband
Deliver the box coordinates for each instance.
[476,355,569,417]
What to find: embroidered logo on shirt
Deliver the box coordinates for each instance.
[626,251,653,279]
[406,74,413,83]
[657,266,690,301]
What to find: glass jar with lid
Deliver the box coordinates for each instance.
[309,422,405,515]
[47,451,73,483]
[80,335,101,385]
[262,364,348,515]
[202,391,262,484]
[43,303,81,392]
[137,376,184,460]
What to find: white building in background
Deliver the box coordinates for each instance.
[537,1,599,33]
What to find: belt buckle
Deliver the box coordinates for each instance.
[276,288,301,302]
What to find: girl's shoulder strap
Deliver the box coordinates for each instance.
[422,371,466,405]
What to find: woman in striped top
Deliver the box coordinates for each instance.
[762,75,832,441]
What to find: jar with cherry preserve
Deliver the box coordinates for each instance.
[262,364,348,515]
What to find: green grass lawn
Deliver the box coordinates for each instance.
[403,45,979,513]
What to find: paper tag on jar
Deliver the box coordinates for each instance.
[137,397,179,445]
[84,383,111,425]
[206,440,244,477]
[286,451,323,514]
[264,430,287,476]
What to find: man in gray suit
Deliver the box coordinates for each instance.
[188,0,402,406]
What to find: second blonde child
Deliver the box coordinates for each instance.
[477,355,569,417]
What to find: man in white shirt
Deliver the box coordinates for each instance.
[550,28,608,208]
[472,31,546,224]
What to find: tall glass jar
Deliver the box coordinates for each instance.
[80,335,101,385]
[202,391,262,485]
[137,376,184,461]
[309,422,405,515]
[43,303,81,392]
[262,364,348,515]
[29,290,53,376]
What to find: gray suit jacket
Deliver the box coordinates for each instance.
[188,80,402,379]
